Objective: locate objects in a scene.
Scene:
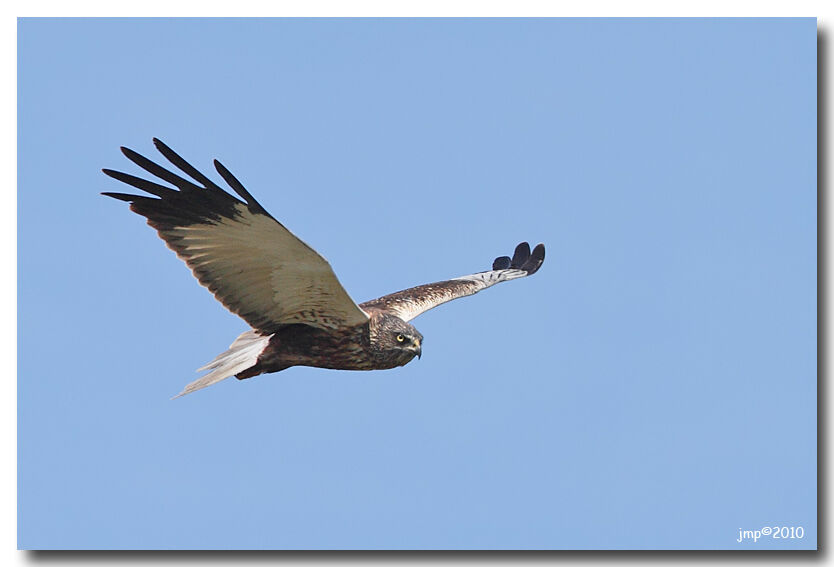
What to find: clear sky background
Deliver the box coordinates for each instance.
[18,18,816,550]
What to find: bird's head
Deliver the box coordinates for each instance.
[369,314,423,367]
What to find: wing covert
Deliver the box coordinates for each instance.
[102,139,369,333]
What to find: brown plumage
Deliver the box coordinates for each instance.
[103,139,545,397]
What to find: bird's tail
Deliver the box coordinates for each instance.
[172,330,272,399]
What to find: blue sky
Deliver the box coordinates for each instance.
[18,18,816,550]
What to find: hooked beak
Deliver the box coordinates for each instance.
[414,338,422,359]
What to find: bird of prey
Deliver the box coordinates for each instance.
[103,139,545,397]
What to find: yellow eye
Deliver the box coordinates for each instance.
[396,334,405,342]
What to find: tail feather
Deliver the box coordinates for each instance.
[173,330,272,399]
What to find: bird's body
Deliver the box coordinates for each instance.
[103,139,544,397]
[238,312,422,378]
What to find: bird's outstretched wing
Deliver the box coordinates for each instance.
[360,242,545,322]
[102,138,369,334]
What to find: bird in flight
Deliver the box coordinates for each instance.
[103,139,545,397]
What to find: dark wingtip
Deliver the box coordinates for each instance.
[151,137,167,152]
[521,243,545,274]
[494,242,544,275]
[492,256,511,270]
[101,191,135,202]
[152,137,176,155]
[119,145,150,168]
[510,242,531,269]
[212,158,272,218]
